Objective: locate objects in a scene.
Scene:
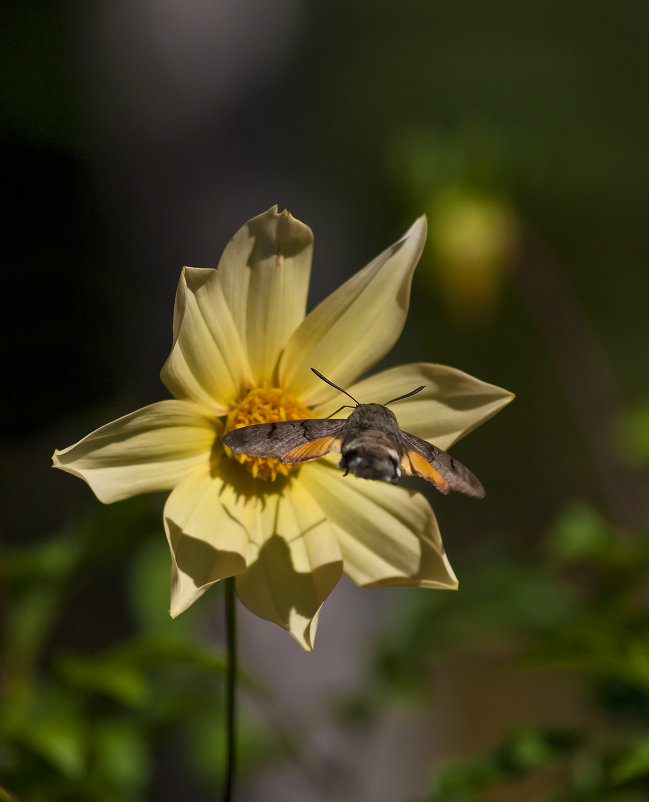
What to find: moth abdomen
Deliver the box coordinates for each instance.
[339,434,402,484]
[339,451,401,483]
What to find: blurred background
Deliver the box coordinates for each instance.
[2,0,649,799]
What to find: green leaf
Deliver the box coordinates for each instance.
[427,727,578,800]
[92,722,151,795]
[612,736,649,784]
[127,537,201,635]
[618,402,649,466]
[7,701,86,779]
[57,654,150,708]
[546,502,612,561]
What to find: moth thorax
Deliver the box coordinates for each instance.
[224,387,314,481]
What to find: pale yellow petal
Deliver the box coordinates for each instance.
[235,479,343,650]
[216,206,313,385]
[279,217,427,406]
[300,461,458,589]
[160,267,252,411]
[52,401,217,503]
[335,363,515,451]
[164,460,265,617]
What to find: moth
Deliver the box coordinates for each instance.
[222,369,485,497]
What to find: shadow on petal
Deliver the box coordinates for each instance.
[363,530,458,590]
[236,533,342,648]
[168,519,247,598]
[209,450,291,503]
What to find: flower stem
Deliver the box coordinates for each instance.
[223,577,237,802]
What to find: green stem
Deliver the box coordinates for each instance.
[223,577,237,802]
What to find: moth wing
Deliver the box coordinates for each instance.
[222,419,346,463]
[281,434,342,463]
[400,431,485,498]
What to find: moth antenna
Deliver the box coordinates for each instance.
[325,404,355,419]
[385,385,425,406]
[311,368,360,405]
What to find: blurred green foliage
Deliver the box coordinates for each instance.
[0,499,271,801]
[338,485,649,801]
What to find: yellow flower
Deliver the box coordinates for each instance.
[52,207,513,650]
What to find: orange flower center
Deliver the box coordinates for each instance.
[224,387,314,481]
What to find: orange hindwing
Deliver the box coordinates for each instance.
[282,436,340,464]
[401,449,450,493]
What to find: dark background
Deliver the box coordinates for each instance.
[2,1,649,800]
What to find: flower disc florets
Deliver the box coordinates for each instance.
[224,388,314,481]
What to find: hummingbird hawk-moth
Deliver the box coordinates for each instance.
[222,369,485,498]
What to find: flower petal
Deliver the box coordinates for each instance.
[164,461,262,617]
[52,401,218,503]
[300,461,458,589]
[160,267,252,411]
[338,363,515,451]
[279,217,427,406]
[216,206,314,385]
[235,479,343,650]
